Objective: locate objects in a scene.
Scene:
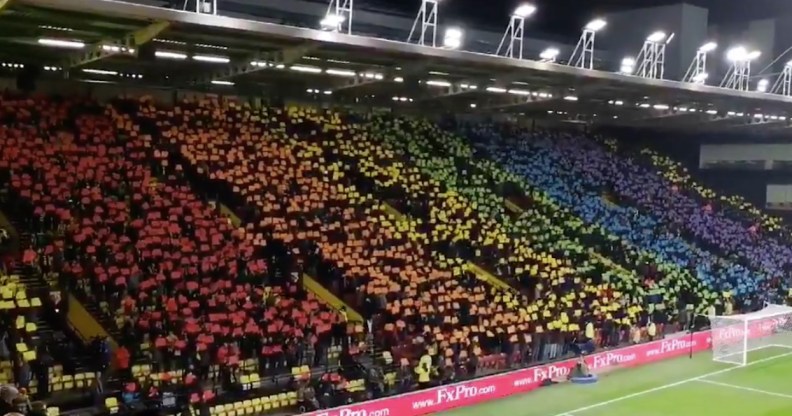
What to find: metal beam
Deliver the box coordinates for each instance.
[201,41,316,83]
[21,0,792,108]
[415,81,481,102]
[420,69,540,101]
[66,20,170,68]
[331,61,428,92]
[721,118,787,131]
[621,109,706,127]
[481,93,560,112]
[0,0,12,12]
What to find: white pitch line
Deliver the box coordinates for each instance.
[695,379,792,400]
[550,350,792,416]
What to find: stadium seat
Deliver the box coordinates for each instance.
[105,397,119,414]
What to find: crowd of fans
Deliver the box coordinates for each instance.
[0,91,789,416]
[466,125,788,306]
[0,94,371,414]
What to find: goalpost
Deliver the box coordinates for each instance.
[710,304,792,366]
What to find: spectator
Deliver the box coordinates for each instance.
[297,381,320,412]
[0,385,18,414]
[647,321,657,341]
[90,374,105,407]
[0,228,9,246]
[0,330,9,360]
[13,359,30,390]
[396,359,413,393]
[366,365,384,399]
[11,388,30,414]
[115,344,132,380]
[415,350,432,389]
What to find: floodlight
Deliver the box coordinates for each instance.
[539,47,559,61]
[326,68,356,77]
[324,0,354,34]
[498,4,534,59]
[692,72,708,83]
[513,3,536,18]
[486,86,507,93]
[37,38,85,49]
[290,65,323,73]
[620,57,636,74]
[155,50,188,60]
[426,79,452,87]
[443,27,464,49]
[746,50,761,60]
[585,19,607,32]
[757,78,769,92]
[646,31,666,43]
[726,46,747,62]
[787,59,792,67]
[699,42,717,53]
[569,18,604,69]
[82,69,118,76]
[320,13,346,29]
[211,80,235,86]
[193,55,230,64]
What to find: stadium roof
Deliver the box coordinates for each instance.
[3,0,792,134]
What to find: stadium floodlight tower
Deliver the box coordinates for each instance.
[682,41,717,84]
[710,303,792,367]
[770,60,792,96]
[539,47,559,63]
[443,27,464,49]
[182,0,217,14]
[322,0,353,34]
[495,3,536,59]
[569,18,607,70]
[634,31,673,79]
[407,0,440,47]
[720,46,761,91]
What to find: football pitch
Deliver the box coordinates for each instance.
[440,347,792,416]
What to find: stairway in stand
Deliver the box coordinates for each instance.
[9,224,95,373]
[12,226,54,341]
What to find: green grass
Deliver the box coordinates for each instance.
[440,347,792,416]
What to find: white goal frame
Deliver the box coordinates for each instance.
[710,304,792,367]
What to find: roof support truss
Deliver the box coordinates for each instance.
[199,41,316,83]
[331,61,428,92]
[481,89,564,111]
[417,82,480,101]
[66,20,170,68]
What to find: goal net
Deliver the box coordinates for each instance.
[710,304,792,366]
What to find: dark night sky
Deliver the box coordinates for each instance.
[355,0,791,41]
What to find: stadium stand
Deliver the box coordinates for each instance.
[0,94,372,413]
[464,124,784,306]
[620,142,791,241]
[1,91,787,416]
[129,98,707,369]
[131,97,530,360]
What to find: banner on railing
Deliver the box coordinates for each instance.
[306,317,784,416]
